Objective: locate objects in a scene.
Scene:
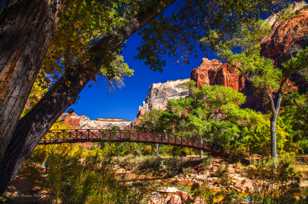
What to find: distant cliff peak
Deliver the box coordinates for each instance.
[137,79,190,117]
[61,112,131,129]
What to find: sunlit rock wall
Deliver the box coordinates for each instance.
[137,79,190,117]
[191,58,245,91]
[61,112,131,129]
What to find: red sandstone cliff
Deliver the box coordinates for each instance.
[261,5,308,91]
[261,6,308,65]
[191,58,245,91]
[136,5,307,119]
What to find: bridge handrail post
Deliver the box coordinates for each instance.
[100,129,105,139]
[109,129,112,141]
[61,129,65,140]
[161,132,163,143]
[87,129,90,140]
[73,129,76,140]
[135,130,138,141]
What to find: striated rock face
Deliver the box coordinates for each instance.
[261,5,308,91]
[261,5,308,65]
[191,58,245,91]
[137,79,190,117]
[61,112,131,129]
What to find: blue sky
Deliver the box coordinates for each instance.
[69,1,211,120]
[70,33,210,120]
[69,0,286,120]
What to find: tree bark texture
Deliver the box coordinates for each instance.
[269,92,282,164]
[0,67,90,193]
[0,0,62,160]
[0,0,174,193]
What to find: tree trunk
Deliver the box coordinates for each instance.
[270,112,278,159]
[0,67,90,194]
[0,0,174,193]
[0,0,62,160]
[156,144,160,157]
[270,93,282,165]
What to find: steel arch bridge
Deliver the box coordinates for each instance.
[39,129,228,157]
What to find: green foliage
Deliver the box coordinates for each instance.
[282,47,308,79]
[138,83,283,156]
[281,93,308,153]
[246,154,305,203]
[32,136,142,203]
[227,47,308,95]
[203,19,272,57]
[216,10,308,157]
[229,48,282,91]
[44,151,141,204]
[42,0,135,82]
[137,109,164,133]
[21,71,50,116]
[137,0,290,70]
[191,180,245,204]
[189,154,305,204]
[275,2,304,22]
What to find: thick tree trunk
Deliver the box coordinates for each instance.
[0,0,174,193]
[0,0,61,160]
[0,67,91,194]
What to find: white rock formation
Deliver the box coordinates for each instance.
[138,79,190,116]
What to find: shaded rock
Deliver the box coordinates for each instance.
[261,5,308,65]
[261,4,308,91]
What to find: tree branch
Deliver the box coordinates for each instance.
[0,0,175,193]
[267,89,276,114]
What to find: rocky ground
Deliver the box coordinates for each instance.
[1,155,308,204]
[111,155,308,204]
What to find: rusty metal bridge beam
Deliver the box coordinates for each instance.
[39,129,213,152]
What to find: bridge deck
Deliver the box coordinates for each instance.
[39,129,219,153]
[38,129,235,158]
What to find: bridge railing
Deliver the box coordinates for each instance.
[40,129,211,151]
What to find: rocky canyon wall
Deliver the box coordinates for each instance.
[137,79,191,117]
[137,4,308,118]
[61,112,131,129]
[137,58,247,118]
[261,5,308,92]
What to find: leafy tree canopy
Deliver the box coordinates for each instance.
[138,83,289,156]
[136,0,292,70]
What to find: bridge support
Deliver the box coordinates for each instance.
[155,144,160,157]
